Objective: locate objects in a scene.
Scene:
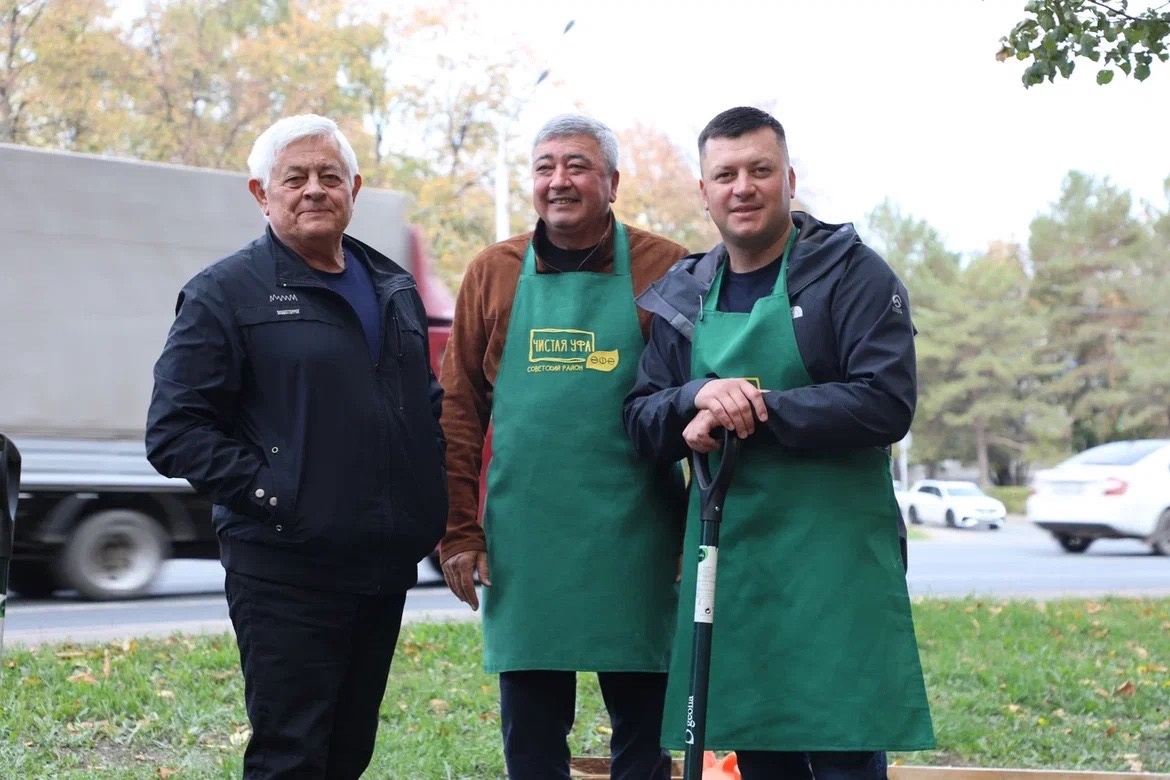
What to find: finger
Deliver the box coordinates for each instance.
[477,553,492,587]
[724,391,753,437]
[461,566,479,611]
[710,398,736,431]
[742,381,768,422]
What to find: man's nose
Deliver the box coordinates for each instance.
[304,175,326,197]
[732,171,754,196]
[550,165,571,188]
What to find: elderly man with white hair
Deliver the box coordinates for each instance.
[146,114,447,779]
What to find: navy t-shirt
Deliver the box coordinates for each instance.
[718,256,782,314]
[315,248,383,361]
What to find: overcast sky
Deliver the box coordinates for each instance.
[478,0,1170,255]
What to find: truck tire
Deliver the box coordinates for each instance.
[1055,533,1093,554]
[59,509,171,600]
[8,562,61,598]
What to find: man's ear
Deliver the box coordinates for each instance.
[248,179,269,215]
[609,169,619,203]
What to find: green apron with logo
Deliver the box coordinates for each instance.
[482,221,680,673]
[662,232,935,751]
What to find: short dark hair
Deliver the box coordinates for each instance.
[698,106,787,158]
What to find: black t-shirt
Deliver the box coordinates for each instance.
[535,228,602,273]
[717,255,782,313]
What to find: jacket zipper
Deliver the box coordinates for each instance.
[278,277,413,559]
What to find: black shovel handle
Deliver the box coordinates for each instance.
[691,428,741,523]
[683,428,740,780]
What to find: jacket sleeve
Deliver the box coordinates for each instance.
[760,247,916,449]
[437,261,491,562]
[413,292,446,437]
[145,273,274,519]
[623,315,709,464]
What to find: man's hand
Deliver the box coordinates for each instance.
[693,378,767,438]
[441,550,491,611]
[683,409,724,453]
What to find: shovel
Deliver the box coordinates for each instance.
[683,427,741,780]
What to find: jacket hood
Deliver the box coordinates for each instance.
[636,211,863,340]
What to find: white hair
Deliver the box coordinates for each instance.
[246,114,360,188]
[532,114,620,174]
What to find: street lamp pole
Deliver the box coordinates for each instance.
[493,21,574,242]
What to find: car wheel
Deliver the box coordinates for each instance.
[59,509,170,600]
[989,523,1002,531]
[7,562,60,598]
[1055,533,1093,554]
[945,510,956,528]
[1149,510,1170,556]
[907,506,922,525]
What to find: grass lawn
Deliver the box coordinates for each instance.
[2,597,1168,779]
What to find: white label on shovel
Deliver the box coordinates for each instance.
[694,546,718,624]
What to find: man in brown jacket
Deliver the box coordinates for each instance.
[439,113,688,780]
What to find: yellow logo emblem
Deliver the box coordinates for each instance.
[527,329,620,374]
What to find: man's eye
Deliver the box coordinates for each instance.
[754,167,772,176]
[321,175,343,185]
[285,176,307,186]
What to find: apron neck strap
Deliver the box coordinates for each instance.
[522,218,629,277]
[706,224,800,311]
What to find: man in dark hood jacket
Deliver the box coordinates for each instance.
[623,106,935,780]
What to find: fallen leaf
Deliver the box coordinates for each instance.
[1114,680,1136,697]
[158,768,179,778]
[103,649,111,678]
[1086,602,1103,614]
[69,672,97,685]
[157,690,175,699]
[229,726,251,747]
[428,698,450,716]
[1007,704,1021,713]
[55,651,88,660]
[1106,726,1118,737]
[596,725,613,735]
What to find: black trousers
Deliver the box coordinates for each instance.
[499,669,673,780]
[225,571,407,780]
[737,750,889,780]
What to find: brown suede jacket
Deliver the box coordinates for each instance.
[438,217,689,563]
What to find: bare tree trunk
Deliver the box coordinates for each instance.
[974,415,991,488]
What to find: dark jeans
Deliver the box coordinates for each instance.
[499,669,673,780]
[225,571,407,780]
[737,750,889,780]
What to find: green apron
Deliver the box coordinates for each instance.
[662,232,935,751]
[482,221,680,673]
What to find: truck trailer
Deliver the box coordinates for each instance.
[0,143,454,600]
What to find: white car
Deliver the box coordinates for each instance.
[1026,439,1170,555]
[905,480,1007,530]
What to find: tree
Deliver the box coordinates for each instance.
[0,0,134,147]
[613,123,720,253]
[1028,171,1154,449]
[998,0,1170,87]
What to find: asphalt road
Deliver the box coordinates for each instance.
[5,519,1168,648]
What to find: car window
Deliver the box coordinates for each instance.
[947,485,983,496]
[1061,440,1169,467]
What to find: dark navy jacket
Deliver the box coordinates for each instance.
[146,227,447,594]
[622,212,915,558]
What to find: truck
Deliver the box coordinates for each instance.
[0,142,455,600]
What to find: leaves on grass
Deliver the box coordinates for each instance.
[68,671,97,685]
[158,768,179,778]
[1114,680,1136,697]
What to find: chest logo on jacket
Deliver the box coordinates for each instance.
[526,328,619,374]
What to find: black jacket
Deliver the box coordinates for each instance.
[146,227,447,594]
